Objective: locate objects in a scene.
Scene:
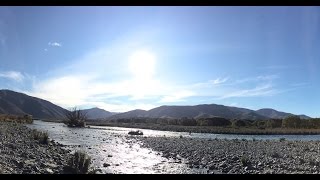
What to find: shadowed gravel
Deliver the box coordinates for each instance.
[0,122,71,174]
[134,136,320,174]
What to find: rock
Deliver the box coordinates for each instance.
[45,168,54,174]
[219,162,227,168]
[108,155,112,157]
[103,163,111,167]
[23,169,32,174]
[32,165,39,172]
[128,130,143,135]
[209,164,216,170]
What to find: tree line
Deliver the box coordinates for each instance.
[107,115,320,129]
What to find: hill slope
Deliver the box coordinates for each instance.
[80,107,113,119]
[256,108,310,119]
[0,89,67,119]
[108,104,311,120]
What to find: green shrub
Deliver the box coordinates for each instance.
[240,155,250,167]
[196,117,231,127]
[64,151,92,174]
[282,116,301,128]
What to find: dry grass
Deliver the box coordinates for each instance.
[32,129,49,144]
[0,114,33,124]
[63,150,92,174]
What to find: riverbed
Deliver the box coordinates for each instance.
[27,120,320,174]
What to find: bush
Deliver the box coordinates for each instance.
[266,119,282,128]
[32,130,49,144]
[178,117,197,126]
[64,150,92,174]
[196,117,231,127]
[240,155,250,166]
[282,116,301,129]
[279,138,286,142]
[232,119,247,127]
[64,107,87,128]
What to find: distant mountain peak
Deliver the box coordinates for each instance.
[0,89,311,121]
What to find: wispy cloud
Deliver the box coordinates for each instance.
[0,71,24,82]
[216,84,278,99]
[27,72,285,111]
[290,82,310,87]
[48,42,62,47]
[229,102,239,107]
[234,75,279,84]
[84,101,156,112]
[258,65,298,70]
[158,90,196,103]
[192,77,229,88]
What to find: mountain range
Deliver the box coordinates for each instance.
[0,89,311,120]
[0,89,66,119]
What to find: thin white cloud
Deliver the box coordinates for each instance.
[258,65,298,70]
[158,90,196,103]
[234,75,279,84]
[229,102,239,107]
[48,42,62,47]
[291,82,310,87]
[0,71,24,82]
[192,77,229,88]
[211,77,229,84]
[85,101,156,112]
[24,32,288,112]
[44,48,48,51]
[217,84,278,99]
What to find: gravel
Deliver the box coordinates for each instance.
[0,122,71,174]
[134,136,320,174]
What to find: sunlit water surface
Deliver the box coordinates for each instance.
[27,120,320,174]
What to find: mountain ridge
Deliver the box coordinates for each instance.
[0,89,67,119]
[0,89,311,120]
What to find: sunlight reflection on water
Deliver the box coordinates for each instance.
[27,120,320,174]
[26,120,206,174]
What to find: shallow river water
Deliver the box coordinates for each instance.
[27,120,320,174]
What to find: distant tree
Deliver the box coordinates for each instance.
[156,118,169,125]
[282,115,301,128]
[232,119,247,128]
[64,107,87,128]
[307,118,320,129]
[167,118,178,125]
[266,119,282,128]
[178,117,197,126]
[196,117,231,127]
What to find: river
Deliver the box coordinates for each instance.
[26,120,320,174]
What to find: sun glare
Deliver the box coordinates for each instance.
[128,50,156,80]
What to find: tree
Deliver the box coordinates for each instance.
[282,115,301,128]
[64,107,87,127]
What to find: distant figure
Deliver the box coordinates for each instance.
[189,131,192,135]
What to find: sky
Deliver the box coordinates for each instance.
[0,6,319,117]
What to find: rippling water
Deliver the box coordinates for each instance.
[26,120,207,174]
[26,120,320,174]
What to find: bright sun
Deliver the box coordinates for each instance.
[128,50,156,79]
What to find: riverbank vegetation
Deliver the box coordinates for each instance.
[0,114,33,124]
[63,150,92,174]
[86,115,320,135]
[63,107,87,128]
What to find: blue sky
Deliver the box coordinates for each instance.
[0,6,319,117]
